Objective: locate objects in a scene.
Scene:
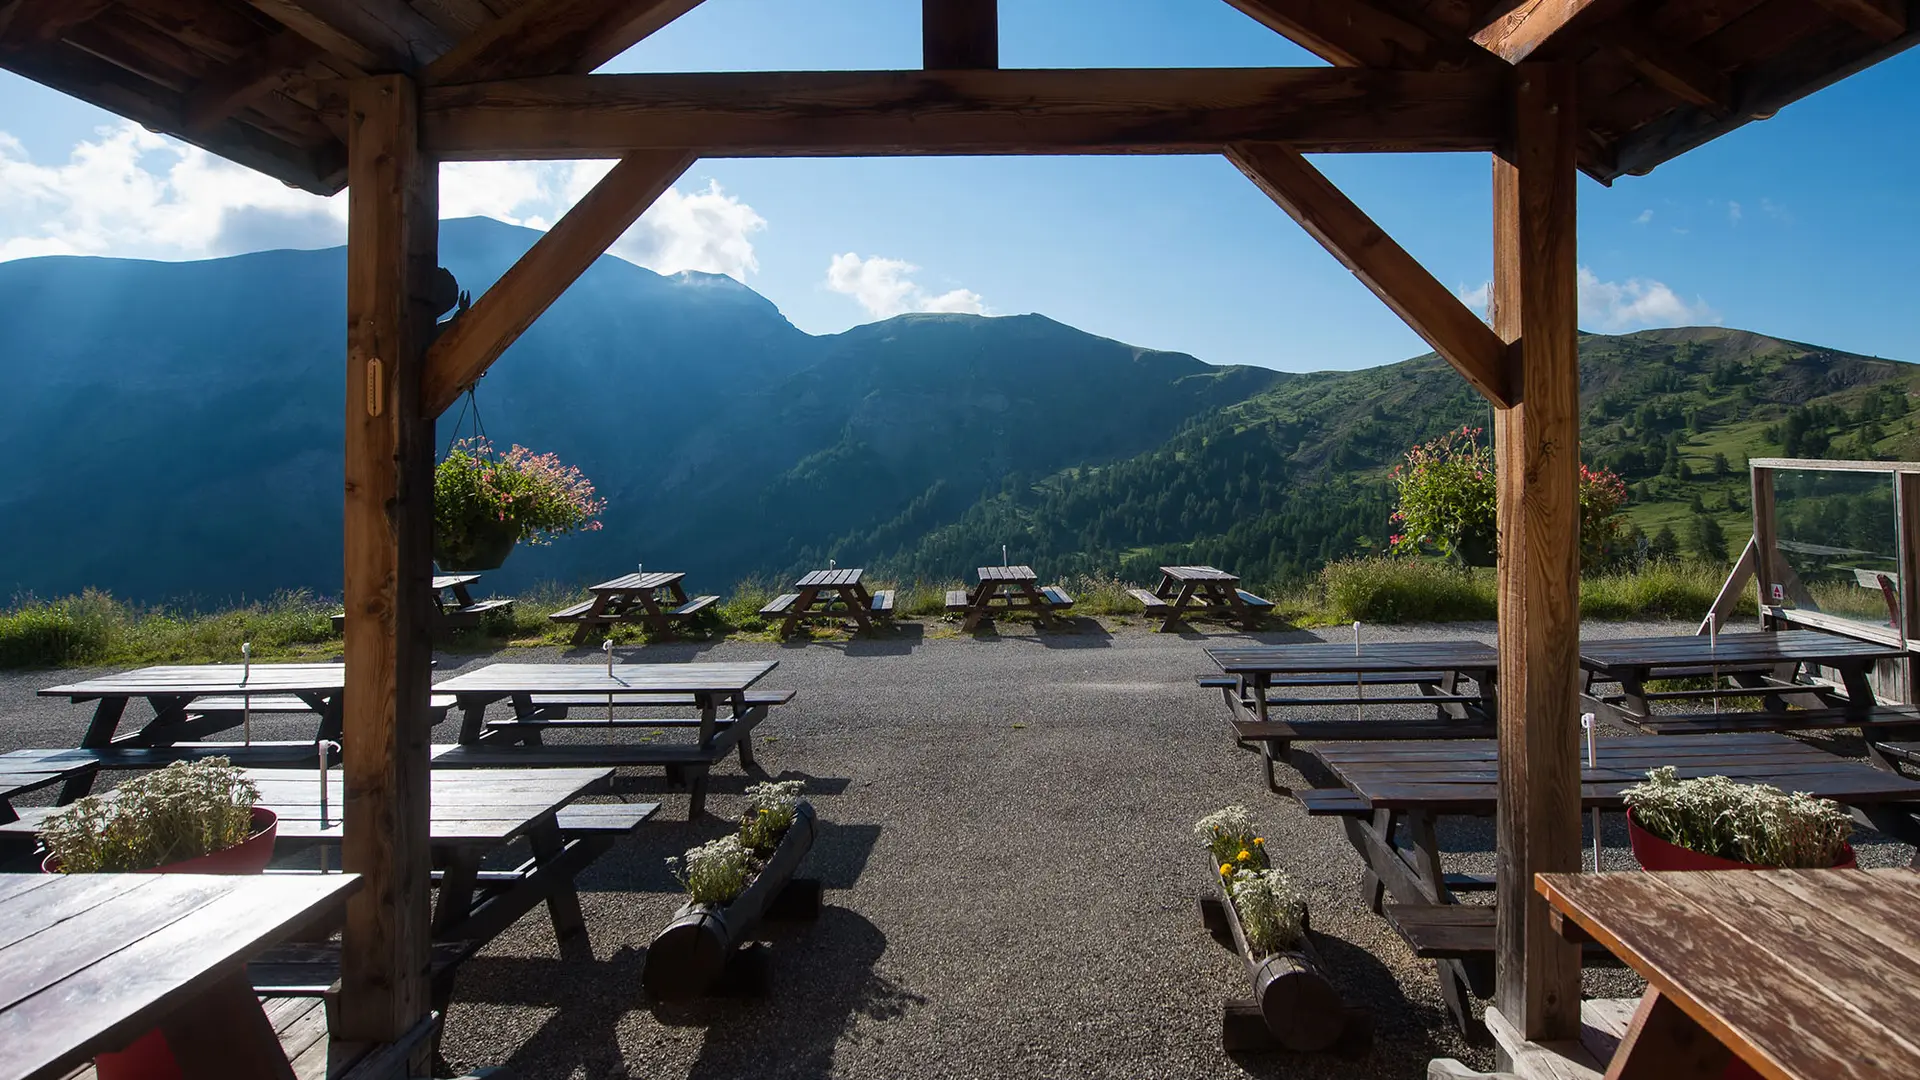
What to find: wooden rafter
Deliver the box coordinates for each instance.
[0,0,113,48]
[1228,142,1510,406]
[1604,16,1730,114]
[243,0,451,72]
[923,0,997,69]
[422,68,1508,158]
[1471,0,1634,63]
[1812,0,1906,40]
[183,28,328,131]
[1223,0,1493,69]
[425,0,706,84]
[421,149,694,415]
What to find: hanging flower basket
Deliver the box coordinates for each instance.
[433,438,605,572]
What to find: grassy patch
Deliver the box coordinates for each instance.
[1320,558,1498,624]
[0,590,337,668]
[1580,561,1743,621]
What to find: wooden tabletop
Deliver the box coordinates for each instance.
[0,873,360,1080]
[589,571,684,592]
[1538,868,1920,1080]
[432,574,480,589]
[1208,640,1499,675]
[1311,732,1920,812]
[796,567,864,588]
[1161,564,1237,581]
[434,661,777,696]
[976,565,1037,582]
[40,663,347,699]
[1580,630,1906,674]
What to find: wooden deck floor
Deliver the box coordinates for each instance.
[66,997,362,1080]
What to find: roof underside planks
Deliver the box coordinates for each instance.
[0,0,1910,195]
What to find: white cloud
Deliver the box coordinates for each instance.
[825,253,987,319]
[1634,209,1654,225]
[1728,200,1743,225]
[1455,267,1716,333]
[0,123,766,280]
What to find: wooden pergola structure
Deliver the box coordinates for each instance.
[2,0,1913,1060]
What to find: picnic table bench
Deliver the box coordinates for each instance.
[945,565,1073,631]
[548,571,719,643]
[761,567,894,637]
[330,573,513,632]
[429,661,786,818]
[2,768,653,1032]
[1523,868,1920,1080]
[1131,565,1272,631]
[1580,630,1918,761]
[1297,732,1920,1034]
[1205,640,1498,792]
[0,873,362,1080]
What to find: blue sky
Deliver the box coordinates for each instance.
[1,0,1916,372]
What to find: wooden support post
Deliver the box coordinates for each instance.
[923,0,997,69]
[1490,60,1582,1045]
[340,73,437,1046]
[1751,465,1779,618]
[1895,472,1919,699]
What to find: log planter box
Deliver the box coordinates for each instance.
[643,800,822,1000]
[1198,857,1361,1053]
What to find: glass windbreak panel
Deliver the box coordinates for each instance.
[1771,468,1901,630]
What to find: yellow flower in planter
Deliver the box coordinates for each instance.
[1237,849,1251,862]
[1220,864,1233,876]
[1253,837,1265,846]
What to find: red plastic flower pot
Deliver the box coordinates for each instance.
[1626,809,1856,871]
[45,808,277,1080]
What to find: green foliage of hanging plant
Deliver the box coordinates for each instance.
[42,758,259,873]
[1387,426,1629,567]
[434,437,606,568]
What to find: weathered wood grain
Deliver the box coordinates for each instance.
[420,68,1510,158]
[425,0,706,84]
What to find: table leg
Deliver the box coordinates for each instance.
[783,586,821,638]
[1163,582,1199,633]
[845,584,875,634]
[526,819,592,962]
[1605,988,1734,1080]
[59,697,128,800]
[1021,581,1056,628]
[433,852,481,938]
[159,969,297,1080]
[963,582,997,632]
[1837,660,1881,719]
[689,694,719,818]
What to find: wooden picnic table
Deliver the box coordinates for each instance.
[428,661,785,818]
[1580,630,1917,748]
[0,872,361,1080]
[762,567,896,637]
[1133,565,1273,631]
[36,663,352,801]
[1204,640,1499,791]
[330,573,513,632]
[547,571,719,643]
[1538,868,1920,1080]
[945,565,1074,632]
[1297,732,1920,1033]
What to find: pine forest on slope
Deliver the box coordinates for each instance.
[1,216,1913,604]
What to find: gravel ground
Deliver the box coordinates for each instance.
[3,617,1910,1080]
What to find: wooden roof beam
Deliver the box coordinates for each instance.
[0,0,113,48]
[1471,0,1636,63]
[1812,0,1906,40]
[243,0,452,72]
[182,29,330,132]
[1223,0,1492,69]
[1603,17,1730,114]
[421,149,694,415]
[1228,142,1510,406]
[421,68,1507,158]
[425,0,707,84]
[924,0,997,69]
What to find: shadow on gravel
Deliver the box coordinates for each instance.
[801,622,927,657]
[1226,930,1459,1079]
[656,906,923,1080]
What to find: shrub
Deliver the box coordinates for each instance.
[1194,805,1269,870]
[1322,558,1495,623]
[740,779,806,852]
[1622,766,1852,868]
[1069,573,1144,616]
[1580,562,1740,620]
[667,834,755,907]
[718,579,778,634]
[42,758,259,873]
[0,592,116,667]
